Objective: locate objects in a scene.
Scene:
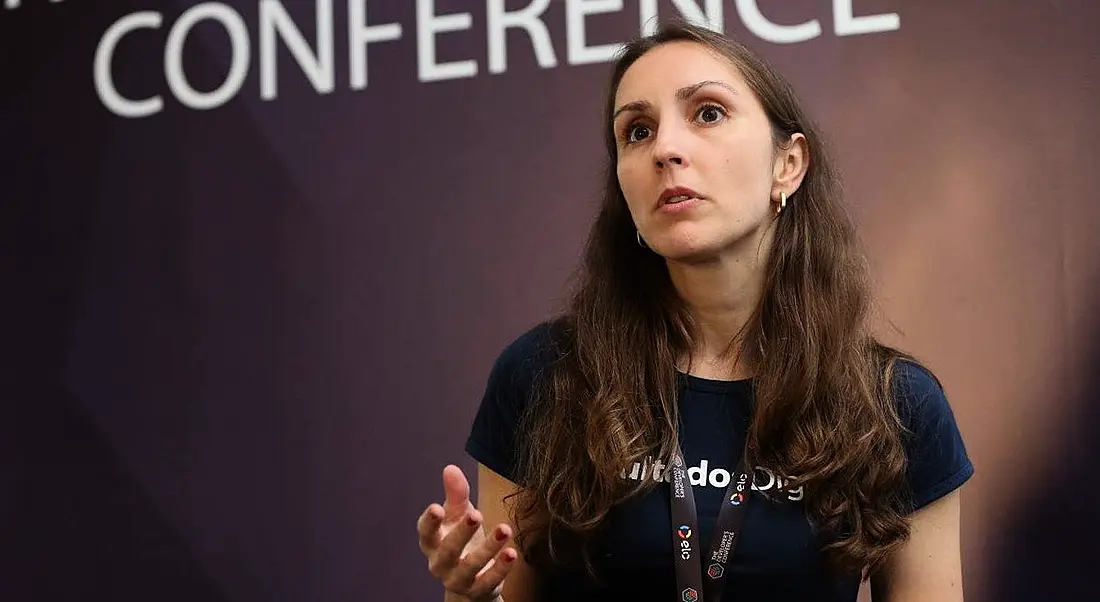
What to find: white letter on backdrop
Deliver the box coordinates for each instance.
[347,0,402,90]
[735,0,821,44]
[259,0,335,100]
[487,0,557,74]
[566,0,624,66]
[417,0,477,82]
[833,0,899,36]
[640,0,723,36]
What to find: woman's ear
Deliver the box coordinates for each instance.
[772,132,809,198]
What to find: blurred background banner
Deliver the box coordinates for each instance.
[2,1,1098,600]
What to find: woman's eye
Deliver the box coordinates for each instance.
[696,104,726,124]
[627,124,651,143]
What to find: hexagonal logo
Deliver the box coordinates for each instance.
[682,587,699,602]
[707,563,725,579]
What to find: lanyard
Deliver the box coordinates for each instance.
[669,448,752,602]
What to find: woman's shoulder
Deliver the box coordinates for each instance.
[487,317,571,381]
[465,318,571,480]
[887,355,954,427]
[883,353,975,511]
[889,357,944,404]
[473,317,572,421]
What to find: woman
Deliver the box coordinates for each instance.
[416,20,972,602]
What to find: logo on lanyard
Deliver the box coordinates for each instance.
[729,470,749,505]
[677,524,694,559]
[682,587,699,602]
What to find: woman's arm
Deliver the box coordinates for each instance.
[475,463,538,602]
[870,489,966,602]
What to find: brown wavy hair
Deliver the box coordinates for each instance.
[510,21,915,580]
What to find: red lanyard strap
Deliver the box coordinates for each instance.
[669,449,752,602]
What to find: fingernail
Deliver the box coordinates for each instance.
[495,528,508,542]
[503,549,516,562]
[466,515,479,526]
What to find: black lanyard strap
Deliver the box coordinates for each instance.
[669,449,752,602]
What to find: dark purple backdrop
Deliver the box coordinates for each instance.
[3,1,1099,600]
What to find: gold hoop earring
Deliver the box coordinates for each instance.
[636,230,648,248]
[776,191,787,215]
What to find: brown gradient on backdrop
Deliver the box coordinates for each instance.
[804,5,1100,599]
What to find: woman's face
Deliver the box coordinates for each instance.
[612,41,802,263]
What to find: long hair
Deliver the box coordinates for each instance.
[510,21,913,579]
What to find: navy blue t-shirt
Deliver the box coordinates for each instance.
[465,322,974,602]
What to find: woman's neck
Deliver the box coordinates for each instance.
[667,250,768,380]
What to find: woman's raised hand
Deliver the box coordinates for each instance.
[418,465,518,602]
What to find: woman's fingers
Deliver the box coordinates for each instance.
[441,464,472,516]
[464,545,519,600]
[442,523,514,592]
[429,509,483,577]
[417,503,445,554]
